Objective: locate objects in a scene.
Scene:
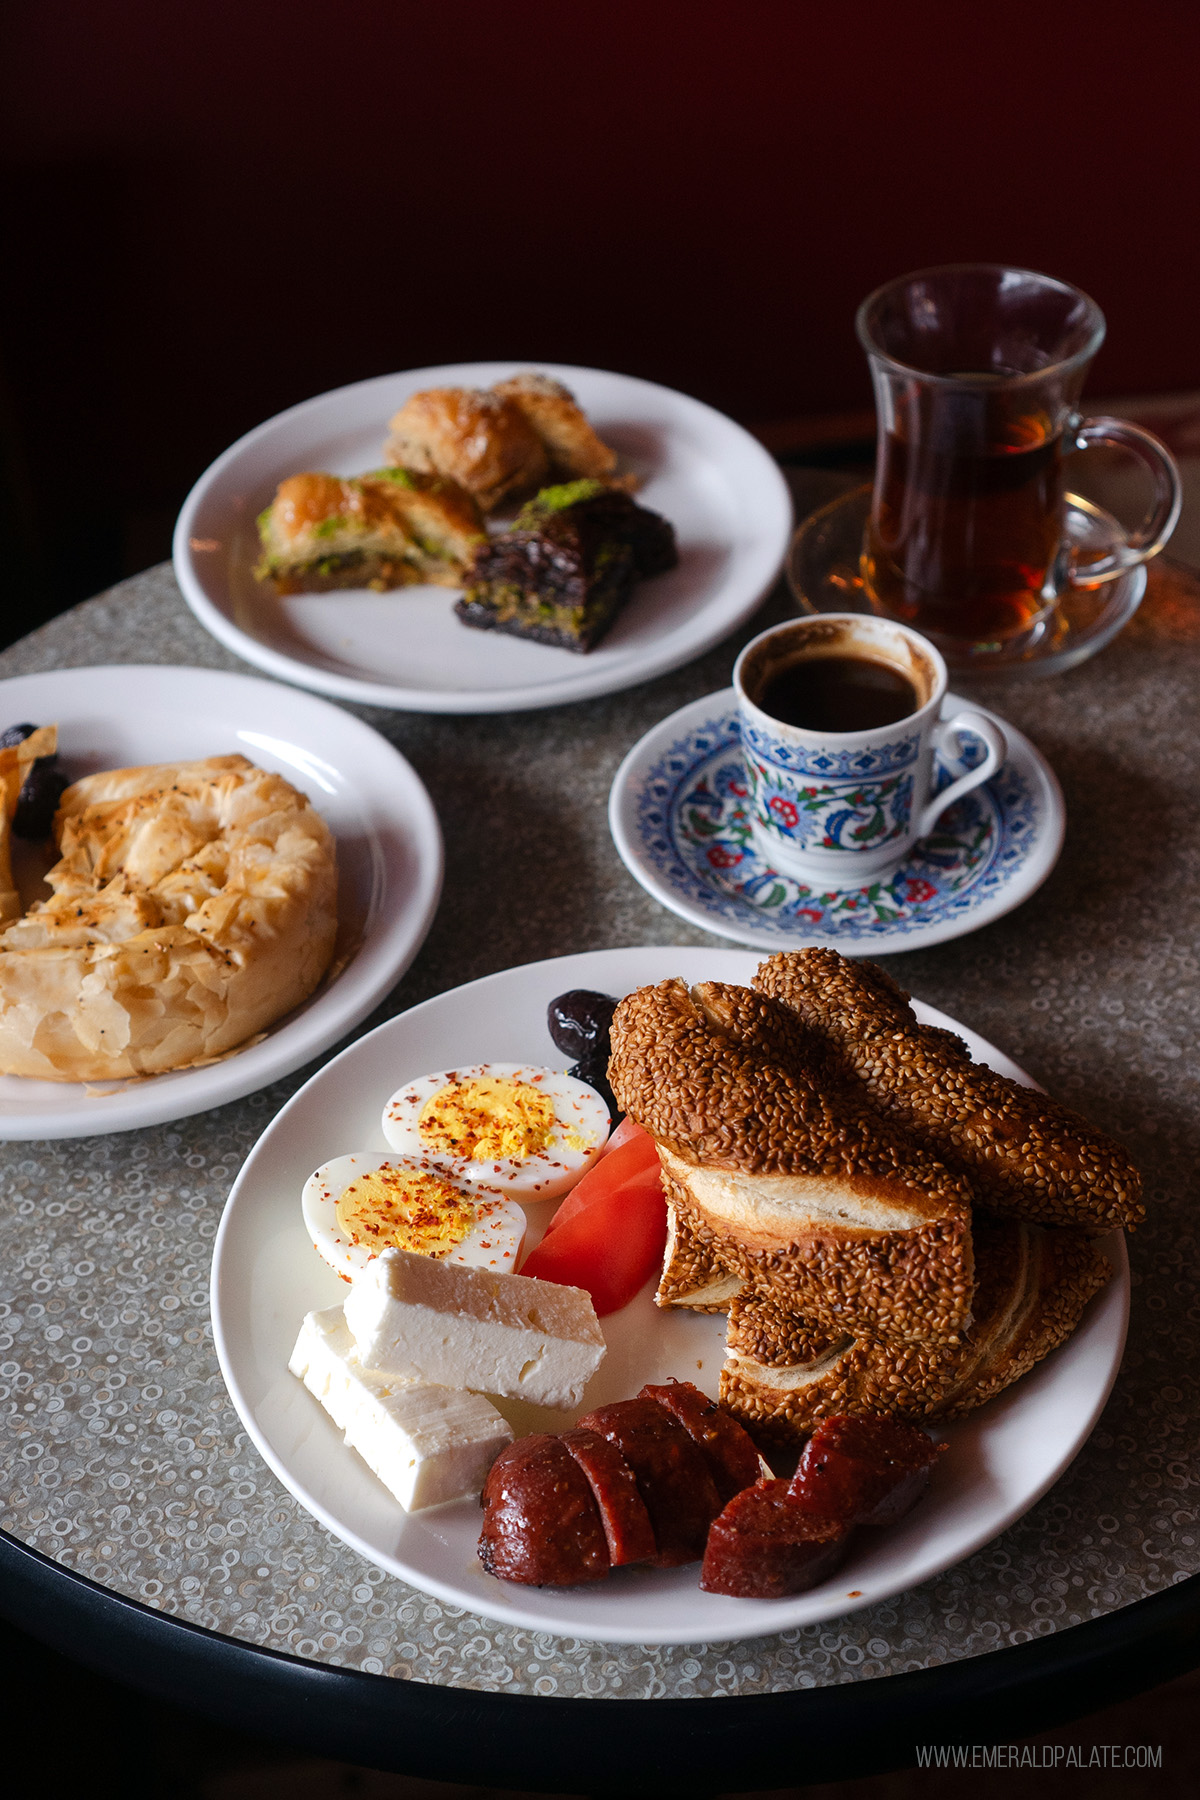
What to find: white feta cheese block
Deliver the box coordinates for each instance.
[288,1306,513,1512]
[343,1247,606,1409]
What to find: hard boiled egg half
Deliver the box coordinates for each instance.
[381,1062,610,1203]
[302,1152,526,1282]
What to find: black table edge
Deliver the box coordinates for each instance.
[1,1529,1197,1793]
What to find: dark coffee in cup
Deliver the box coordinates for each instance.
[755,653,919,732]
[732,613,1006,889]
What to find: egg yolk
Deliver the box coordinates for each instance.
[418,1075,557,1163]
[334,1166,477,1257]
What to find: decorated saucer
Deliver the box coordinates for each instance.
[608,689,1064,954]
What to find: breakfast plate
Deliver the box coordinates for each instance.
[211,945,1128,1647]
[0,666,442,1138]
[609,691,1064,954]
[173,362,793,713]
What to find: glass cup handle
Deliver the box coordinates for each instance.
[1064,415,1182,585]
[916,712,1007,840]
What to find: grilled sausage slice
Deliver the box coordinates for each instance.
[700,1480,848,1598]
[478,1434,609,1585]
[638,1378,761,1503]
[559,1427,656,1568]
[577,1397,721,1566]
[788,1414,942,1526]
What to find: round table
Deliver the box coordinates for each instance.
[1,539,1198,1793]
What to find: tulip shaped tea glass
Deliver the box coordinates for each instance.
[856,264,1180,668]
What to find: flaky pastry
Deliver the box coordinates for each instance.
[491,373,618,481]
[0,755,337,1081]
[383,388,550,513]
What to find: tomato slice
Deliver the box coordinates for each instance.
[520,1118,666,1316]
[543,1113,645,1238]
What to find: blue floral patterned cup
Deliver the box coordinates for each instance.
[733,614,1006,889]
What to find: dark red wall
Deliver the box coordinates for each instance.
[4,0,1200,621]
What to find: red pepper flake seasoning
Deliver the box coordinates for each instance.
[418,1074,557,1162]
[334,1164,476,1258]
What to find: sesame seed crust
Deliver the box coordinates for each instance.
[609,979,974,1214]
[718,1217,1112,1444]
[656,1192,745,1311]
[754,950,1143,1234]
[607,977,975,1346]
[929,1217,1112,1419]
[661,1148,973,1344]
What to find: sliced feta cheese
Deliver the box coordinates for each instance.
[288,1306,512,1511]
[343,1246,606,1409]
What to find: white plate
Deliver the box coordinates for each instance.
[211,946,1128,1647]
[173,362,793,713]
[0,667,442,1138]
[609,691,1065,955]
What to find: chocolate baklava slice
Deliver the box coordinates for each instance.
[255,468,485,594]
[455,480,677,652]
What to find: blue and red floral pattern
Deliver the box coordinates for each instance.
[629,709,1043,946]
[746,754,915,853]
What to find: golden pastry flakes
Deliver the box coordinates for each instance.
[0,755,337,1080]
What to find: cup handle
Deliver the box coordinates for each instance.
[916,712,1007,839]
[1063,415,1182,586]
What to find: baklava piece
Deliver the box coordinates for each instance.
[455,480,678,653]
[254,469,485,594]
[383,388,549,513]
[492,372,618,481]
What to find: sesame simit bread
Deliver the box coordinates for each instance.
[608,978,976,1347]
[657,1193,745,1311]
[719,1217,1112,1444]
[754,949,1143,1235]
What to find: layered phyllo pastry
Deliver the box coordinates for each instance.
[254,468,486,594]
[383,372,619,514]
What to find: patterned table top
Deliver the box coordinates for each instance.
[1,544,1197,1701]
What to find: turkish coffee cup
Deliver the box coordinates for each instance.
[733,614,1006,889]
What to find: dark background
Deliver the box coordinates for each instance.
[3,0,1200,632]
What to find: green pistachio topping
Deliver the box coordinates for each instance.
[365,466,416,487]
[522,478,606,517]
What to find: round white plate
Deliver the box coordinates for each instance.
[172,362,793,713]
[0,666,442,1138]
[609,691,1065,954]
[211,946,1128,1648]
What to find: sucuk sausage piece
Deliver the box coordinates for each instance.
[478,1434,610,1586]
[700,1480,849,1599]
[576,1397,721,1566]
[559,1427,656,1568]
[638,1378,762,1503]
[788,1414,943,1527]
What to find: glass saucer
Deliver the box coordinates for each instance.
[785,485,1148,679]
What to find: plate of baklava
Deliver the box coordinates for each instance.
[213,945,1132,1644]
[174,363,793,713]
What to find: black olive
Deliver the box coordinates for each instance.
[0,723,40,749]
[567,1054,620,1121]
[13,761,68,840]
[547,989,619,1062]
